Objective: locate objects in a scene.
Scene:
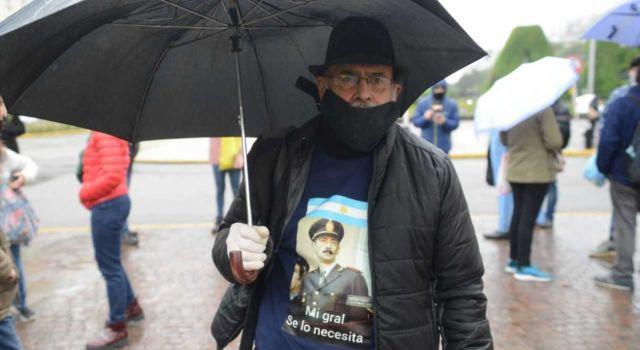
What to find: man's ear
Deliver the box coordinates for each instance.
[316,76,328,99]
[393,84,402,101]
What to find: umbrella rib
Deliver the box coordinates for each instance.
[244,24,329,29]
[241,0,288,26]
[245,0,325,25]
[112,23,228,30]
[122,0,209,24]
[196,0,226,40]
[131,5,218,141]
[159,0,229,26]
[241,0,265,24]
[243,0,320,27]
[244,30,273,132]
[131,46,171,142]
[218,0,235,25]
[168,28,230,49]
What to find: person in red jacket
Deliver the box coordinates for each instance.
[79,132,144,350]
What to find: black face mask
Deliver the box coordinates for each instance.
[319,90,399,156]
[433,92,445,101]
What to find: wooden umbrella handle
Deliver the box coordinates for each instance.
[229,251,259,285]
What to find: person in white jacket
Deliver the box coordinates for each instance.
[0,96,38,325]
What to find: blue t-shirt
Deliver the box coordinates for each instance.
[255,145,375,349]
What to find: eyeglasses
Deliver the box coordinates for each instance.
[325,74,394,93]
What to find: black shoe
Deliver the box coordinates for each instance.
[121,231,139,246]
[483,231,509,239]
[594,274,634,292]
[17,306,36,322]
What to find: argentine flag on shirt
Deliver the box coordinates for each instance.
[307,195,368,228]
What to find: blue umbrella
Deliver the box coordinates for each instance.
[584,1,640,46]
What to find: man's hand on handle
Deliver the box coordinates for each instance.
[226,223,269,284]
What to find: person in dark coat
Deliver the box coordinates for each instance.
[410,80,460,154]
[594,78,640,292]
[212,17,492,350]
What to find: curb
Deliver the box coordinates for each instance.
[135,148,596,164]
[39,222,213,235]
[23,129,88,138]
[448,148,594,160]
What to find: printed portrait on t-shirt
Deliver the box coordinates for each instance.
[282,195,373,348]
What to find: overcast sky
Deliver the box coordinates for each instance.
[440,0,630,80]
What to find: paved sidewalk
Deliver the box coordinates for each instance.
[14,213,640,349]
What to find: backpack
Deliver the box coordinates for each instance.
[624,96,640,185]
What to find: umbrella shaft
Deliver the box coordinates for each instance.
[234,49,253,227]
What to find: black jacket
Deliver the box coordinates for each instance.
[212,118,492,350]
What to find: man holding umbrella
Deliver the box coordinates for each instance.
[212,17,492,350]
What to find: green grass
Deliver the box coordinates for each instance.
[25,120,83,134]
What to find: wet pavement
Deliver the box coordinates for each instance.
[13,213,640,349]
[9,132,640,349]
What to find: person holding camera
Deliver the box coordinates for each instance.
[411,80,460,154]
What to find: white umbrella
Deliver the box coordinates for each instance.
[474,57,579,133]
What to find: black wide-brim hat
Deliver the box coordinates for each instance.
[309,17,395,76]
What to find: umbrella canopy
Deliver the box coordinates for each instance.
[583,1,640,47]
[474,57,579,134]
[0,0,485,142]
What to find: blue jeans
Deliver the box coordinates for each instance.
[536,182,557,224]
[212,166,241,222]
[0,316,23,350]
[490,132,514,232]
[91,195,135,324]
[498,193,514,233]
[9,244,26,310]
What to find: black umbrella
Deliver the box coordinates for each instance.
[0,0,485,226]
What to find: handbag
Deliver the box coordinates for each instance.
[219,137,243,171]
[0,185,39,245]
[583,154,606,187]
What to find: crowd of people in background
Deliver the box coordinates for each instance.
[1,54,640,348]
[480,55,640,291]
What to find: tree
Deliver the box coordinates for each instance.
[447,68,491,99]
[489,25,553,87]
[580,42,640,99]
